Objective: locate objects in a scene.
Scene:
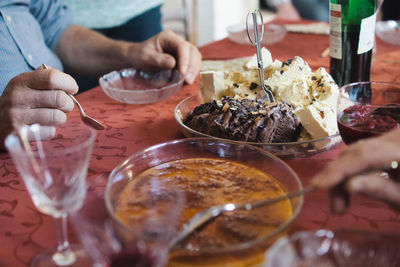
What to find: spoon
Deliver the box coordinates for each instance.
[67,93,105,130]
[40,64,105,130]
[170,185,315,248]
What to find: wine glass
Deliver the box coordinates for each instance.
[337,81,400,145]
[72,177,185,267]
[4,121,96,266]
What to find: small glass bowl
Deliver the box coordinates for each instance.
[99,68,184,104]
[264,229,400,267]
[174,94,342,158]
[105,138,304,266]
[376,20,400,46]
[337,81,400,145]
[226,23,287,45]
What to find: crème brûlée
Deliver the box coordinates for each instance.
[113,158,294,266]
[195,47,339,146]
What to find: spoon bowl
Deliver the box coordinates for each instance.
[68,94,105,130]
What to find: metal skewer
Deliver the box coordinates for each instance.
[246,10,275,102]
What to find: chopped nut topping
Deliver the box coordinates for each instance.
[222,102,230,112]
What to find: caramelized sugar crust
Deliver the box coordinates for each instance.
[114,158,293,250]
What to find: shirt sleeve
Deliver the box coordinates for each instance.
[29,0,73,50]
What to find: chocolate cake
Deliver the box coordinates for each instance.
[183,97,300,143]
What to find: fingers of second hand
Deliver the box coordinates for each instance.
[347,173,400,211]
[331,163,400,214]
[329,183,350,214]
[384,160,400,181]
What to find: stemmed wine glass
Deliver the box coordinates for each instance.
[5,121,96,266]
[337,81,400,145]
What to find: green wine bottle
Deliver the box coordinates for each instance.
[329,0,378,87]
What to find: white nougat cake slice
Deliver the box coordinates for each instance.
[265,56,313,107]
[200,47,278,102]
[262,57,339,140]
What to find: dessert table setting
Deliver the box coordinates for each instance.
[1,18,400,267]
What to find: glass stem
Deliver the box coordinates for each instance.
[53,213,76,265]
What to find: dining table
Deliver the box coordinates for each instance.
[1,20,400,267]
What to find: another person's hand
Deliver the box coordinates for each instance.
[312,128,400,213]
[275,2,301,21]
[0,66,78,149]
[127,30,202,84]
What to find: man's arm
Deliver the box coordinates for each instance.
[55,26,201,84]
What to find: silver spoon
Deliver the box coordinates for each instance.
[246,9,275,103]
[40,64,105,130]
[67,93,105,130]
[170,185,315,248]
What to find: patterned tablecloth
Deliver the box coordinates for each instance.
[1,21,400,266]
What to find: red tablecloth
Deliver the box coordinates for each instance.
[1,26,400,266]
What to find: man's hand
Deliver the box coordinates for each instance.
[126,30,202,84]
[0,66,78,149]
[56,26,202,84]
[311,128,400,213]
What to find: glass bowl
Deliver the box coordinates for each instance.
[337,81,400,145]
[376,20,400,46]
[174,94,342,158]
[226,23,287,45]
[105,138,304,266]
[99,68,184,104]
[264,229,400,267]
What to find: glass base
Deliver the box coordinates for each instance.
[30,244,91,267]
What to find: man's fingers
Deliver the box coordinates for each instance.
[175,39,191,74]
[23,68,78,94]
[183,45,202,84]
[12,108,67,126]
[26,126,56,141]
[173,37,201,84]
[312,134,400,189]
[157,30,201,84]
[10,87,74,111]
[148,51,176,69]
[347,174,400,211]
[329,184,350,214]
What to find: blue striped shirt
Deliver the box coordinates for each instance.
[0,0,73,94]
[62,0,163,29]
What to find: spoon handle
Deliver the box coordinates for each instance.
[249,185,315,209]
[68,93,84,113]
[170,185,315,248]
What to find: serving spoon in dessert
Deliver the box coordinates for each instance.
[170,185,315,248]
[246,9,275,103]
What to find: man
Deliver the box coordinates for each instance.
[0,0,202,148]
